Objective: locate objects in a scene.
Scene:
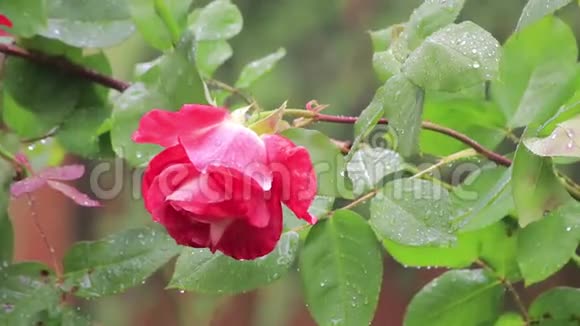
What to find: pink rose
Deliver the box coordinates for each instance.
[133,104,317,259]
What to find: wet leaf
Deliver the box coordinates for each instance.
[300,210,383,326]
[517,0,573,31]
[512,129,571,227]
[192,0,242,41]
[346,146,404,196]
[235,48,286,89]
[371,178,456,246]
[517,202,580,285]
[0,263,59,325]
[404,269,503,326]
[529,287,580,324]
[524,115,580,158]
[62,226,180,298]
[403,21,501,91]
[169,232,299,294]
[40,0,135,48]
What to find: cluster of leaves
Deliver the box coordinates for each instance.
[0,0,579,325]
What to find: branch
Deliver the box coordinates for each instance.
[0,43,513,167]
[476,259,530,324]
[314,113,513,167]
[0,43,130,92]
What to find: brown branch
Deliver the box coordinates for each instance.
[314,113,513,167]
[476,259,530,324]
[0,43,130,92]
[0,43,513,168]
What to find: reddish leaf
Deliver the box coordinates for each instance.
[46,181,101,207]
[10,177,46,197]
[40,164,85,181]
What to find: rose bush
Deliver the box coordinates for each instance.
[133,104,317,259]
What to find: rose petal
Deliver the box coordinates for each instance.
[0,15,13,28]
[153,205,210,247]
[132,105,228,147]
[145,163,198,214]
[142,145,191,199]
[215,197,283,259]
[46,181,101,207]
[40,164,84,181]
[263,134,317,224]
[167,165,270,228]
[10,177,46,197]
[180,121,272,190]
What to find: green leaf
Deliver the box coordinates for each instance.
[404,0,465,50]
[62,226,180,298]
[281,128,351,199]
[346,146,404,196]
[111,42,206,166]
[346,84,388,161]
[40,0,135,48]
[169,232,299,294]
[517,202,580,285]
[111,83,166,166]
[524,115,580,158]
[478,222,521,281]
[454,167,514,232]
[492,17,578,124]
[3,58,79,133]
[494,313,524,326]
[196,40,233,77]
[129,0,191,50]
[371,178,455,246]
[509,62,578,128]
[248,102,286,135]
[235,48,286,89]
[56,53,113,158]
[517,0,573,31]
[529,287,580,324]
[383,231,479,268]
[3,39,111,140]
[403,21,501,92]
[420,94,506,156]
[0,263,59,325]
[193,0,242,41]
[308,196,335,219]
[369,25,400,52]
[0,0,46,37]
[373,50,402,82]
[2,93,55,138]
[404,269,503,326]
[512,131,571,227]
[300,210,383,326]
[383,74,424,157]
[384,221,518,274]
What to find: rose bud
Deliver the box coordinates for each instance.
[132,104,317,260]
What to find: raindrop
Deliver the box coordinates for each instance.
[472,62,480,69]
[565,226,572,232]
[179,290,185,294]
[27,145,35,151]
[566,142,574,149]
